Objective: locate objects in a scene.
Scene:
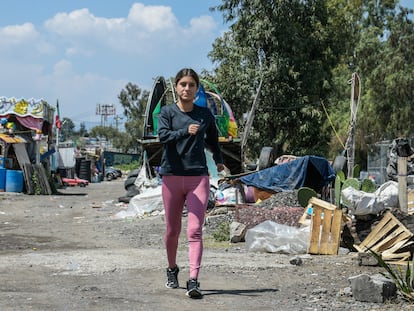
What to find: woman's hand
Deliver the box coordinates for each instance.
[188,123,200,135]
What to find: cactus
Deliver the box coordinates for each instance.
[297,187,317,207]
[334,174,342,207]
[342,177,360,191]
[361,178,376,193]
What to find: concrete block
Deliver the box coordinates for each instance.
[348,273,397,303]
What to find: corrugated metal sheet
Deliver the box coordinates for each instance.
[0,133,27,144]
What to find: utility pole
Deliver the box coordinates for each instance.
[114,115,123,131]
[96,104,116,127]
[345,72,360,179]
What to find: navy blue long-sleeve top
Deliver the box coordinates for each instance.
[157,103,223,176]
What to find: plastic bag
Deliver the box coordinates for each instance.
[113,187,163,219]
[245,220,310,254]
[342,181,398,216]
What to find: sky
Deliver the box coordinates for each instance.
[0,0,227,130]
[0,1,412,131]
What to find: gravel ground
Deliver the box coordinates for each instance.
[0,179,413,311]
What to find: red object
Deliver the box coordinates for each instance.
[62,177,89,187]
[55,115,61,129]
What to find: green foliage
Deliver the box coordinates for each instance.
[59,117,77,142]
[212,221,231,242]
[353,164,360,179]
[31,170,41,195]
[210,0,348,159]
[210,0,414,163]
[337,170,346,182]
[297,187,318,208]
[361,178,376,193]
[116,160,141,173]
[369,250,414,301]
[117,82,149,152]
[342,177,361,191]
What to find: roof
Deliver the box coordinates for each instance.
[0,133,27,144]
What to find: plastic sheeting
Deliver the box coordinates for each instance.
[245,220,310,254]
[240,155,336,192]
[341,181,399,216]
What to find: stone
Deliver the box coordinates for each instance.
[348,273,397,303]
[229,221,247,243]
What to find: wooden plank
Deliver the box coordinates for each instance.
[362,221,396,251]
[319,209,333,254]
[382,252,411,260]
[382,239,413,257]
[328,209,343,255]
[309,197,336,211]
[308,206,323,254]
[374,229,411,253]
[398,157,408,213]
[369,224,401,252]
[23,163,34,194]
[357,212,393,250]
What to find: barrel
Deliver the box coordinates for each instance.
[5,170,24,193]
[78,159,91,182]
[0,168,6,191]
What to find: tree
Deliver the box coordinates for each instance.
[210,0,344,159]
[78,122,88,137]
[326,0,414,168]
[89,125,133,153]
[210,0,414,171]
[117,82,149,151]
[59,117,76,142]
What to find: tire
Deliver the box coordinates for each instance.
[124,176,137,190]
[127,169,140,178]
[258,147,275,170]
[79,183,86,187]
[106,173,114,181]
[125,187,140,198]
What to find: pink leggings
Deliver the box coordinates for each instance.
[162,175,209,280]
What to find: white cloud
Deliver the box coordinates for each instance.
[42,3,217,55]
[0,23,38,44]
[0,22,55,57]
[128,3,178,31]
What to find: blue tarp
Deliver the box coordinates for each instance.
[240,155,336,192]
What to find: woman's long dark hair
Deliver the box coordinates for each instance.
[174,68,200,87]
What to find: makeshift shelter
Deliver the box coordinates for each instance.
[239,155,336,193]
[0,97,55,194]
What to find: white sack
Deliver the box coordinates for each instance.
[341,181,398,216]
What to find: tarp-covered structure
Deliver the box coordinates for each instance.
[240,155,336,193]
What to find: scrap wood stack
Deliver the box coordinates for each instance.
[354,210,414,265]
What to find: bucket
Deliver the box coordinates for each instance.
[5,170,24,193]
[0,168,6,191]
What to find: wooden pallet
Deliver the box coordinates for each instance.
[409,189,414,214]
[307,197,343,255]
[354,211,413,262]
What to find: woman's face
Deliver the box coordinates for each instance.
[175,76,198,103]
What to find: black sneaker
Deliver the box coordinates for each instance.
[165,266,179,289]
[186,279,202,299]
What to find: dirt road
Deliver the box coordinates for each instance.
[0,179,412,310]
